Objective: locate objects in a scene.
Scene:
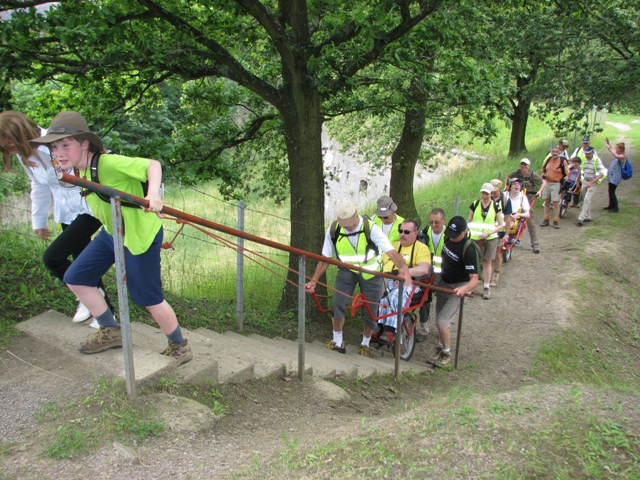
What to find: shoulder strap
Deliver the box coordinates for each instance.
[87,151,149,208]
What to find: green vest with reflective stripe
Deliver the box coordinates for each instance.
[372,214,405,243]
[335,218,380,280]
[425,226,445,274]
[580,156,607,184]
[468,200,499,240]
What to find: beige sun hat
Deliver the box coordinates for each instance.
[29,111,104,151]
[336,200,359,228]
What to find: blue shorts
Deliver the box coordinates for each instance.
[64,227,165,307]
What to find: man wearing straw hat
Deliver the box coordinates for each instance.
[305,200,412,357]
[30,111,192,365]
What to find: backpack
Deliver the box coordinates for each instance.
[330,215,379,262]
[471,198,499,219]
[85,150,149,208]
[462,237,483,280]
[621,157,633,180]
[542,156,569,181]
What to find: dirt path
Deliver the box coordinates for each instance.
[1,147,636,478]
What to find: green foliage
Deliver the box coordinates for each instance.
[0,169,30,200]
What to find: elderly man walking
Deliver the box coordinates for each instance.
[577,146,608,226]
[539,147,569,229]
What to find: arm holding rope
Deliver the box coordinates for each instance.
[305,259,330,294]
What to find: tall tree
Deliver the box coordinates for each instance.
[0,0,443,312]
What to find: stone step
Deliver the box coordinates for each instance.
[224,332,358,379]
[15,310,176,388]
[192,327,287,381]
[247,333,378,379]
[131,323,253,385]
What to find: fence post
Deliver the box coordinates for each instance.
[394,280,403,379]
[298,255,306,380]
[110,197,136,398]
[236,201,245,330]
[454,297,465,369]
[454,195,459,216]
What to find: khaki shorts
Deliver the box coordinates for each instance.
[542,182,561,202]
[435,281,467,328]
[476,237,498,261]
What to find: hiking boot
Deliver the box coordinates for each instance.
[427,345,443,365]
[490,272,500,287]
[482,288,490,300]
[160,339,193,366]
[72,302,92,323]
[378,331,395,346]
[78,327,122,354]
[326,340,346,354]
[553,221,560,229]
[532,247,540,254]
[540,219,550,227]
[357,345,370,357]
[577,220,583,226]
[603,206,613,210]
[435,351,452,367]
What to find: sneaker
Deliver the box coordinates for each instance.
[490,272,500,287]
[326,340,346,354]
[553,221,560,229]
[89,318,100,329]
[482,288,490,300]
[583,219,592,222]
[540,219,550,227]
[427,345,443,365]
[72,302,92,323]
[160,339,193,366]
[435,351,452,367]
[357,345,370,357]
[78,327,122,354]
[532,248,540,254]
[603,206,612,210]
[577,220,583,226]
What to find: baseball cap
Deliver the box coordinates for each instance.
[520,158,531,165]
[336,200,358,228]
[584,146,595,154]
[445,216,467,238]
[480,182,494,194]
[582,136,590,143]
[561,139,569,146]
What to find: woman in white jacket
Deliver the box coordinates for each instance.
[0,111,111,323]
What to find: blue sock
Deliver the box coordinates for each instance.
[96,309,119,328]
[167,325,185,344]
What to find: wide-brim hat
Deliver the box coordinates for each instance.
[374,195,398,217]
[29,111,104,151]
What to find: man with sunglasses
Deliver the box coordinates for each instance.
[376,219,431,346]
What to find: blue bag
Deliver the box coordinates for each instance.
[621,157,633,180]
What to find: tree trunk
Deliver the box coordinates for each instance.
[389,98,427,221]
[508,73,536,157]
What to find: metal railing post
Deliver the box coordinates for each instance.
[454,195,459,216]
[236,201,245,330]
[110,197,136,398]
[298,255,306,380]
[454,297,465,369]
[394,280,403,379]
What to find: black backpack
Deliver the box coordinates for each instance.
[84,150,148,208]
[329,215,379,262]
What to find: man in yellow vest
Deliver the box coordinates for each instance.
[305,200,412,357]
[577,146,608,226]
[371,195,404,243]
[416,208,446,341]
[467,183,504,300]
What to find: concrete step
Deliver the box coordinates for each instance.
[16,310,176,388]
[229,332,358,379]
[192,327,286,381]
[131,323,254,385]
[247,333,377,379]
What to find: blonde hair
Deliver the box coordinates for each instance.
[0,111,46,170]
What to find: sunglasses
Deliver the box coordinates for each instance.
[398,228,415,235]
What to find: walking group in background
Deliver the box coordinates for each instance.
[308,134,631,368]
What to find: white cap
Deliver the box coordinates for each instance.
[520,158,531,165]
[336,200,358,228]
[480,183,494,194]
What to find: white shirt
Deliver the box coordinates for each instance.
[17,141,92,229]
